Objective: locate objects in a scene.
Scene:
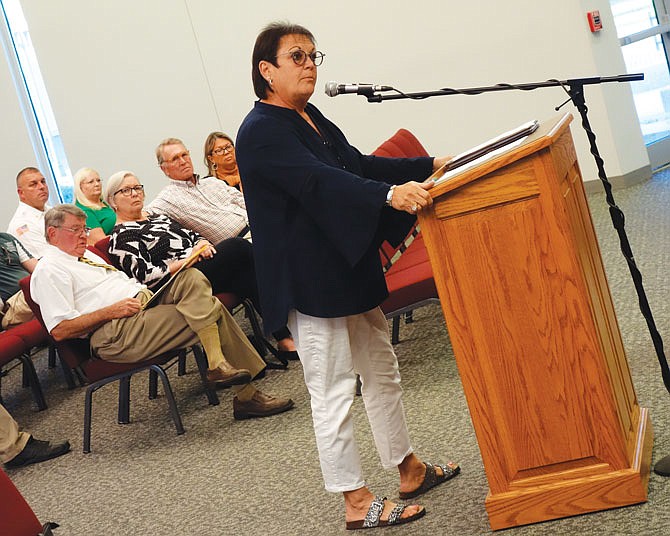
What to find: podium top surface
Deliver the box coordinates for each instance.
[430,113,572,198]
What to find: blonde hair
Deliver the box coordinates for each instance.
[73,167,104,208]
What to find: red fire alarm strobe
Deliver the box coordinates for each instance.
[587,11,603,32]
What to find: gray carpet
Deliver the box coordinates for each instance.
[3,171,670,535]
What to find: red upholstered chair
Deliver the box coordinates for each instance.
[372,129,440,343]
[0,468,56,535]
[20,276,216,453]
[0,320,48,411]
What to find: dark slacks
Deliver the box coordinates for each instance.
[195,238,291,341]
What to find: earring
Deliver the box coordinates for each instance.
[212,163,218,171]
[268,77,273,85]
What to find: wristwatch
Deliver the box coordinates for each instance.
[385,185,396,207]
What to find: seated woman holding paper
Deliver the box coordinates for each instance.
[106,170,296,354]
[106,169,255,296]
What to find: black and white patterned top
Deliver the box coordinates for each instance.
[108,214,202,290]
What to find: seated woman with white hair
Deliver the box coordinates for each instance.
[105,170,298,360]
[73,167,116,246]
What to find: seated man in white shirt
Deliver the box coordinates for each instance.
[7,167,51,257]
[30,204,294,420]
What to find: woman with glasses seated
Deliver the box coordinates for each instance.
[105,170,297,359]
[73,167,116,246]
[203,132,243,191]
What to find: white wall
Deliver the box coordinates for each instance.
[0,39,37,229]
[0,0,649,230]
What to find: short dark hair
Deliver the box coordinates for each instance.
[251,21,315,99]
[16,166,41,185]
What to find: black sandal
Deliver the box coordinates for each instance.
[345,496,426,530]
[398,461,460,500]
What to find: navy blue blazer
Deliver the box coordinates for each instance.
[236,101,433,335]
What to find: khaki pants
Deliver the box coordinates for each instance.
[90,269,265,376]
[1,291,34,330]
[0,403,29,464]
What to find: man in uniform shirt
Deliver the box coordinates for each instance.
[7,167,51,257]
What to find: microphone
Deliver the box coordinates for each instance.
[324,81,394,97]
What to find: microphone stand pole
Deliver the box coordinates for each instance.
[368,74,670,476]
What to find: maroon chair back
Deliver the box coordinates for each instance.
[0,468,43,535]
[372,128,430,159]
[91,236,113,263]
[371,129,439,342]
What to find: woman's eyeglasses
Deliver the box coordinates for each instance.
[113,185,145,197]
[275,49,325,67]
[212,144,234,156]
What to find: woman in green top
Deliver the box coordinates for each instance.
[74,167,116,245]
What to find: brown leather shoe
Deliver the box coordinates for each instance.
[206,366,251,388]
[233,390,295,420]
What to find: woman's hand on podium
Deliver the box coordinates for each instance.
[391,179,435,214]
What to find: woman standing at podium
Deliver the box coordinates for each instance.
[236,21,459,530]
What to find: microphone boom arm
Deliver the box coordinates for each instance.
[364,74,643,102]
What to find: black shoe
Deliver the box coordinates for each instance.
[278,350,300,361]
[5,437,71,468]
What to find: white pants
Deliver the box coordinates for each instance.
[288,307,413,493]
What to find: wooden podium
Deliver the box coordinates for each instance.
[418,113,652,530]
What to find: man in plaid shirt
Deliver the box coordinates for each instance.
[147,138,250,242]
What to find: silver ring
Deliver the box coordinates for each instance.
[411,204,418,213]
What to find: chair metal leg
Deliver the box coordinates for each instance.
[21,359,30,388]
[83,384,99,453]
[56,351,77,389]
[19,354,47,411]
[391,316,400,344]
[178,354,187,376]
[47,345,57,368]
[242,299,268,358]
[193,345,219,406]
[150,365,185,435]
[242,300,288,369]
[148,369,158,399]
[118,376,131,424]
[404,310,414,324]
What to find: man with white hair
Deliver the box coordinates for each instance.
[31,204,294,420]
